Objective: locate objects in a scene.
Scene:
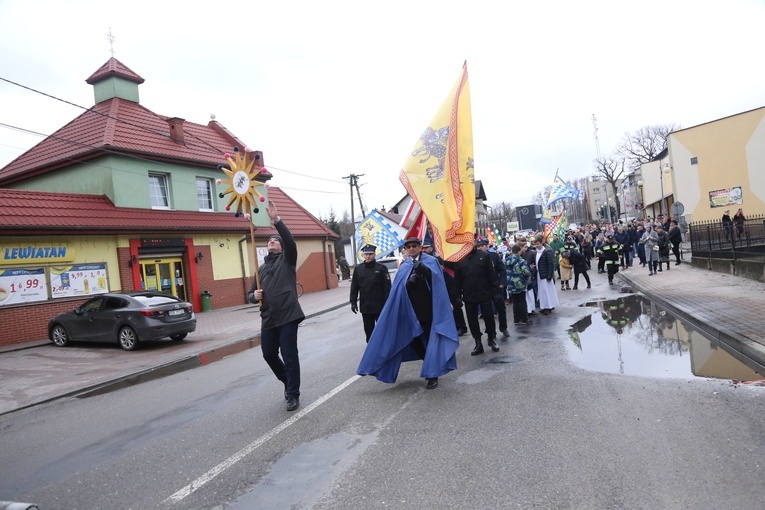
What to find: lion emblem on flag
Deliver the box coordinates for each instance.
[411,126,449,183]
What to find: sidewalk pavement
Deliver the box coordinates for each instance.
[2,263,765,417]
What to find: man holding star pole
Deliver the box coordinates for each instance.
[247,201,305,412]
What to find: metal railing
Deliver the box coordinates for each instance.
[689,214,765,261]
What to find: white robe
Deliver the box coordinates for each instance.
[536,249,560,310]
[526,286,536,313]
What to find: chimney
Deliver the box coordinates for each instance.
[167,117,185,144]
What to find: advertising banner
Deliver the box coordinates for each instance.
[50,263,109,298]
[709,186,743,208]
[0,267,47,306]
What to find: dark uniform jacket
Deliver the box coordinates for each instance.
[406,254,434,323]
[350,261,391,314]
[247,220,305,330]
[488,250,507,291]
[601,240,621,265]
[455,249,499,303]
[536,247,556,280]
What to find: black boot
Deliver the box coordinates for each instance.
[487,337,500,352]
[471,338,484,356]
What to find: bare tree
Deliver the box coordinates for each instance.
[339,210,354,238]
[616,124,676,171]
[534,186,553,208]
[593,156,627,217]
[487,201,516,232]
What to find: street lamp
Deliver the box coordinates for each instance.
[637,180,645,220]
[660,163,672,218]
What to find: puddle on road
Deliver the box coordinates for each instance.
[566,294,764,382]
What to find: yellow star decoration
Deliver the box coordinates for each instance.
[217,147,268,216]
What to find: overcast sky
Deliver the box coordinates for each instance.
[1,0,763,220]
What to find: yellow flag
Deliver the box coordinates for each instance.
[399,62,475,262]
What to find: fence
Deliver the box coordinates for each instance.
[689,214,765,261]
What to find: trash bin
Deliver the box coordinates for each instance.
[200,290,212,312]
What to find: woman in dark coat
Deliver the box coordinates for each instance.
[667,220,683,265]
[733,208,746,239]
[580,234,594,269]
[567,249,591,290]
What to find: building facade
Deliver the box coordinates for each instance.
[0,58,338,347]
[666,106,765,224]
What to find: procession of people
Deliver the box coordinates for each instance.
[254,200,689,409]
[353,215,688,391]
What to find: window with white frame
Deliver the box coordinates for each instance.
[594,199,602,206]
[593,187,600,193]
[149,173,171,209]
[197,178,214,211]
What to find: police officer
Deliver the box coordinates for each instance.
[479,241,510,338]
[350,244,392,342]
[455,236,500,355]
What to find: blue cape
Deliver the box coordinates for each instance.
[357,252,459,383]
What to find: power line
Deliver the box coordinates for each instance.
[0,75,346,186]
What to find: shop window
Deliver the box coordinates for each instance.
[149,173,171,209]
[197,178,214,211]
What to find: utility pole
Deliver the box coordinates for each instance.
[343,174,365,265]
[592,114,612,225]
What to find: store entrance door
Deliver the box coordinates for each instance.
[139,258,187,301]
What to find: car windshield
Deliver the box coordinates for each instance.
[132,295,181,307]
[379,259,399,271]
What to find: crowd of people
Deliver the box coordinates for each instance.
[350,215,688,391]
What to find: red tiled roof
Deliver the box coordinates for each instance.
[0,99,247,184]
[0,187,338,240]
[86,57,145,85]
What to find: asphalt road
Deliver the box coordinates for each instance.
[2,290,765,509]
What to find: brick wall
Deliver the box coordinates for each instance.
[298,251,339,293]
[0,297,89,346]
[0,245,338,345]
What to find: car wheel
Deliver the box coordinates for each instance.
[170,333,187,341]
[50,324,69,347]
[118,326,138,351]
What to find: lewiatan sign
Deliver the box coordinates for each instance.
[1,244,76,265]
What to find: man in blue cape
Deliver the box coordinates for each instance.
[357,237,459,389]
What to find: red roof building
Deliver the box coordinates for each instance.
[0,58,339,347]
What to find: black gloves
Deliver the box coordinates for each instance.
[350,302,358,314]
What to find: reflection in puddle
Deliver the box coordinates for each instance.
[567,294,763,381]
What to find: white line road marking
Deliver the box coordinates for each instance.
[165,375,361,504]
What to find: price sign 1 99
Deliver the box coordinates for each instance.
[11,279,40,291]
